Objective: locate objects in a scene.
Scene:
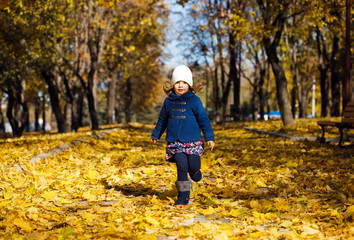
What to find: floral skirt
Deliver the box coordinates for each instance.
[166,140,204,162]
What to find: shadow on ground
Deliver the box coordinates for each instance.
[101,179,176,201]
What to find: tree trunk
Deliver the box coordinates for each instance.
[319,68,330,117]
[266,61,271,120]
[330,36,340,116]
[221,35,233,120]
[0,106,4,134]
[64,102,72,132]
[216,27,227,120]
[114,107,122,123]
[284,21,299,119]
[86,38,100,130]
[107,71,117,124]
[251,86,258,121]
[87,36,100,130]
[258,67,266,120]
[254,47,266,120]
[257,0,294,126]
[42,94,46,131]
[34,97,40,131]
[42,70,70,133]
[6,83,29,138]
[77,91,84,128]
[124,77,132,123]
[263,40,294,126]
[316,29,330,117]
[298,78,310,118]
[229,30,239,121]
[71,90,80,132]
[87,78,99,129]
[213,65,220,122]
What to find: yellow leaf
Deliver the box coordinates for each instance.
[255,179,267,187]
[0,200,11,207]
[137,234,157,240]
[144,216,159,226]
[276,198,290,212]
[25,183,36,195]
[166,197,175,205]
[41,190,56,200]
[201,206,216,215]
[213,231,229,240]
[302,225,319,235]
[286,161,298,168]
[13,217,32,232]
[250,200,261,210]
[2,187,13,199]
[279,220,293,228]
[86,168,99,180]
[250,231,262,238]
[346,205,354,217]
[228,209,243,217]
[82,191,97,201]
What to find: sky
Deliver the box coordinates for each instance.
[163,1,188,68]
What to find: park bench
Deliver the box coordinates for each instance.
[317,102,354,147]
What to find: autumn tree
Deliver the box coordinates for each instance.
[0,2,35,137]
[284,13,317,118]
[0,91,4,134]
[103,0,167,124]
[179,0,237,122]
[311,0,346,117]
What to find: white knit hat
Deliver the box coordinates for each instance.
[171,65,193,87]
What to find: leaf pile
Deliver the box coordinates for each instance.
[0,122,353,239]
[240,117,345,138]
[0,124,125,167]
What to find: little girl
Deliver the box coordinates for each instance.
[151,65,215,206]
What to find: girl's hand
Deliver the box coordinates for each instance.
[151,138,157,144]
[207,141,215,151]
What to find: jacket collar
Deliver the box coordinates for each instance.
[169,90,194,100]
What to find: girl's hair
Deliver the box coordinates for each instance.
[163,81,205,95]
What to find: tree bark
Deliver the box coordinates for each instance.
[221,30,234,119]
[316,29,330,117]
[6,82,29,137]
[34,97,40,131]
[264,39,294,126]
[213,64,220,122]
[0,105,4,134]
[330,35,340,116]
[228,29,240,121]
[71,89,81,132]
[42,94,46,131]
[41,70,70,133]
[257,0,294,126]
[77,91,84,128]
[124,77,133,123]
[298,77,310,118]
[258,65,266,120]
[107,70,117,124]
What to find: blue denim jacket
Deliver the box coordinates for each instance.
[151,90,214,143]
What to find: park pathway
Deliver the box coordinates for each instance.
[2,124,353,239]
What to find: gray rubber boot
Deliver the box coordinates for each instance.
[174,181,191,206]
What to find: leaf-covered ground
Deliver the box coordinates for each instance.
[0,121,353,239]
[238,117,344,138]
[0,124,126,167]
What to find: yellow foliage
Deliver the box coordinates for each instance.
[13,217,32,232]
[0,121,353,239]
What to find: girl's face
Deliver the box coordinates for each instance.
[173,81,189,95]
